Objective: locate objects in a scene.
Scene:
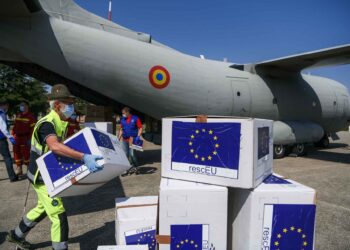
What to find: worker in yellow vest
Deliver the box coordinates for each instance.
[7,84,103,250]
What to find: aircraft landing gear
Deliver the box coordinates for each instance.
[273,145,286,159]
[314,135,330,148]
[291,143,307,157]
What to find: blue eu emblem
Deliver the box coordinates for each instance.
[171,122,241,175]
[265,204,316,250]
[263,175,291,184]
[44,134,91,183]
[125,229,157,250]
[170,224,209,250]
[91,129,115,151]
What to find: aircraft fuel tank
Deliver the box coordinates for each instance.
[273,121,324,145]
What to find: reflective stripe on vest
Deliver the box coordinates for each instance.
[28,110,68,184]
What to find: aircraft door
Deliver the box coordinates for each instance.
[231,79,252,117]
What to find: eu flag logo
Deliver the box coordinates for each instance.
[125,229,156,250]
[171,122,241,178]
[263,175,291,184]
[258,127,270,159]
[171,224,209,250]
[43,134,91,183]
[91,129,115,151]
[262,204,316,250]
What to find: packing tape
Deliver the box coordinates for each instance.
[156,235,171,244]
[196,115,208,123]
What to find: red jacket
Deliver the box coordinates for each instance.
[12,112,36,139]
[66,117,81,138]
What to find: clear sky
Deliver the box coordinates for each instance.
[75,0,350,89]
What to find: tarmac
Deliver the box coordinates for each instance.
[0,132,349,250]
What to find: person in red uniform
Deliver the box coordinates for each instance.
[66,112,81,138]
[12,101,36,176]
[118,107,142,173]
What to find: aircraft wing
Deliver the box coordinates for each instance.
[0,0,41,18]
[231,44,350,73]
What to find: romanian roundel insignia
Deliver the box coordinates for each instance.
[149,65,170,89]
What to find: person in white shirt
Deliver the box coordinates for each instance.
[0,100,18,182]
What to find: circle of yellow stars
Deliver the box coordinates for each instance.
[176,238,199,249]
[189,128,219,162]
[137,233,156,249]
[273,226,308,250]
[58,157,77,171]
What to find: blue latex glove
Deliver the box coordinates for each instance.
[9,137,16,145]
[83,154,104,173]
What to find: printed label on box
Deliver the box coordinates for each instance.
[170,224,210,250]
[125,225,156,250]
[43,133,91,188]
[261,204,316,250]
[171,122,241,179]
[258,127,270,160]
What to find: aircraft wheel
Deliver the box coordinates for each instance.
[273,145,286,159]
[292,143,307,156]
[314,136,330,148]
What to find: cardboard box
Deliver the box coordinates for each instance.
[97,246,148,250]
[229,174,317,250]
[84,122,113,133]
[115,196,158,250]
[158,178,228,250]
[161,116,273,188]
[36,127,130,197]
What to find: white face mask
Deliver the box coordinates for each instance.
[60,104,74,119]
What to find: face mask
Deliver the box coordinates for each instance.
[19,105,25,112]
[122,114,127,118]
[70,114,77,120]
[60,104,74,119]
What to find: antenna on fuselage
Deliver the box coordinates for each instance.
[108,0,112,21]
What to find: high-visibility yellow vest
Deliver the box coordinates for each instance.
[28,110,68,184]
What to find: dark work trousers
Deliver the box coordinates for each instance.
[0,138,16,181]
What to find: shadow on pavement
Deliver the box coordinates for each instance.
[64,177,125,216]
[31,221,115,250]
[305,151,350,164]
[137,166,157,175]
[0,231,7,245]
[71,221,115,249]
[136,149,161,166]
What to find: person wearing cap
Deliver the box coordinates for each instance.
[7,84,104,250]
[11,101,37,176]
[0,100,18,182]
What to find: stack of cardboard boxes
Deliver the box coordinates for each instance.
[36,117,316,249]
[114,116,317,250]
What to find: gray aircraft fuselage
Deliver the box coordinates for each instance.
[0,0,349,146]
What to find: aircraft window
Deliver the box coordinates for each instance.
[334,101,337,105]
[237,92,241,97]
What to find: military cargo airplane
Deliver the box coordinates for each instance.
[0,0,349,158]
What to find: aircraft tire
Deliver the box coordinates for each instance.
[314,135,330,148]
[273,145,286,159]
[292,143,307,156]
